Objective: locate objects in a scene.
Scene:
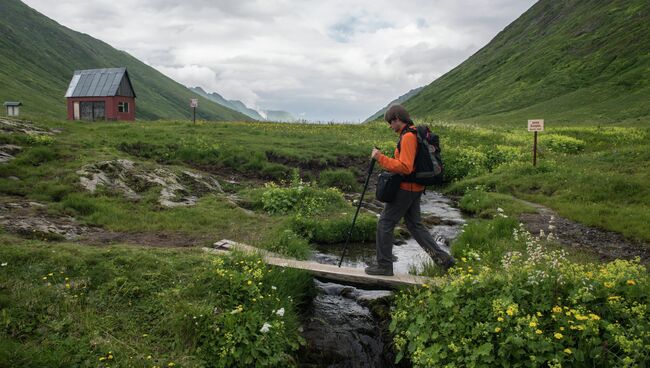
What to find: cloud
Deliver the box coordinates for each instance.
[23,0,538,121]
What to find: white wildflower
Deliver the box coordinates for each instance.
[497,208,504,213]
[0,262,7,267]
[276,308,285,317]
[271,285,277,290]
[260,322,271,333]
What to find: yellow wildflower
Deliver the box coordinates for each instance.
[497,317,504,322]
[536,312,542,317]
[554,332,563,339]
[552,306,562,313]
[247,280,252,285]
[564,348,572,354]
[495,327,502,333]
[604,282,614,288]
[99,357,106,361]
[529,321,537,328]
[589,314,601,321]
[168,363,175,367]
[627,279,636,286]
[535,329,543,335]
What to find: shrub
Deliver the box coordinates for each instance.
[444,146,489,181]
[261,173,345,216]
[543,134,586,154]
[319,169,360,192]
[485,145,527,171]
[391,231,650,367]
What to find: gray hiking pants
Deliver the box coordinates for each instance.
[376,189,453,268]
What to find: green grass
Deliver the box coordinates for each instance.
[0,238,313,367]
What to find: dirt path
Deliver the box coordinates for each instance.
[517,199,649,264]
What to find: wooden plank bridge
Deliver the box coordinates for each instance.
[203,239,435,289]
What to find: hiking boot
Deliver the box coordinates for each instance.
[364,264,394,276]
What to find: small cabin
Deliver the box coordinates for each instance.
[65,68,136,121]
[3,102,22,117]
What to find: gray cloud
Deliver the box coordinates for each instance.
[23,0,537,121]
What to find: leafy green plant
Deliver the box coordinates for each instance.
[391,230,650,367]
[444,146,489,181]
[261,172,345,216]
[543,134,586,154]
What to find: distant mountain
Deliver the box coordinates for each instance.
[190,86,297,122]
[189,87,264,120]
[364,86,424,122]
[399,0,650,124]
[0,0,250,121]
[263,110,296,122]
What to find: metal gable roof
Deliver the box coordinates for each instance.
[64,68,135,98]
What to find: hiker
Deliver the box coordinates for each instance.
[365,104,455,276]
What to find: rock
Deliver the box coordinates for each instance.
[77,159,224,207]
[0,144,22,163]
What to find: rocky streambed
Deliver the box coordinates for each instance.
[299,192,465,367]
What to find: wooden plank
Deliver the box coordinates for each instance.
[204,239,435,289]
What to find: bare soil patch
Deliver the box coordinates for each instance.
[518,200,649,264]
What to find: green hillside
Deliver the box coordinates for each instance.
[0,0,250,121]
[403,0,650,124]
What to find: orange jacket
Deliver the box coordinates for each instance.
[376,125,424,192]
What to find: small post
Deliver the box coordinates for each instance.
[190,98,198,124]
[527,119,544,166]
[533,131,538,166]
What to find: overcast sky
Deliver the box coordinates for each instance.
[24,0,537,122]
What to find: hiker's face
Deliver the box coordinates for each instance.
[388,118,404,132]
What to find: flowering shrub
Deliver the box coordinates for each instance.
[185,254,311,367]
[391,230,649,367]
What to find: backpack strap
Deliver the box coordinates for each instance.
[396,125,418,153]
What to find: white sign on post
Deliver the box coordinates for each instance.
[528,119,544,132]
[190,99,199,108]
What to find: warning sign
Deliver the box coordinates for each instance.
[528,119,544,132]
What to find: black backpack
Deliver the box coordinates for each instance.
[397,125,444,185]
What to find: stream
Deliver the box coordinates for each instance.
[299,192,465,367]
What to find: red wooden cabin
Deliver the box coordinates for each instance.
[65,68,136,121]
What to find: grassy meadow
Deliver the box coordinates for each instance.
[1,116,649,366]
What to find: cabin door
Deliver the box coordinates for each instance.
[79,101,106,121]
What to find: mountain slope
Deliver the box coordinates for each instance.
[402,0,650,124]
[364,87,423,122]
[0,0,251,121]
[189,87,264,120]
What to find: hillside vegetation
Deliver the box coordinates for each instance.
[0,0,250,121]
[401,0,650,124]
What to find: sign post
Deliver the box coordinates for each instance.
[527,119,544,166]
[190,99,198,124]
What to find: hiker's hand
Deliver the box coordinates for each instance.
[371,148,381,160]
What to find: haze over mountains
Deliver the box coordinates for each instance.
[0,0,250,121]
[189,87,296,122]
[370,0,650,124]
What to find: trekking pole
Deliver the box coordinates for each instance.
[338,157,376,267]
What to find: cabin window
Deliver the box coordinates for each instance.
[118,102,129,113]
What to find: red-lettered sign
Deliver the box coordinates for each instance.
[528,119,544,132]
